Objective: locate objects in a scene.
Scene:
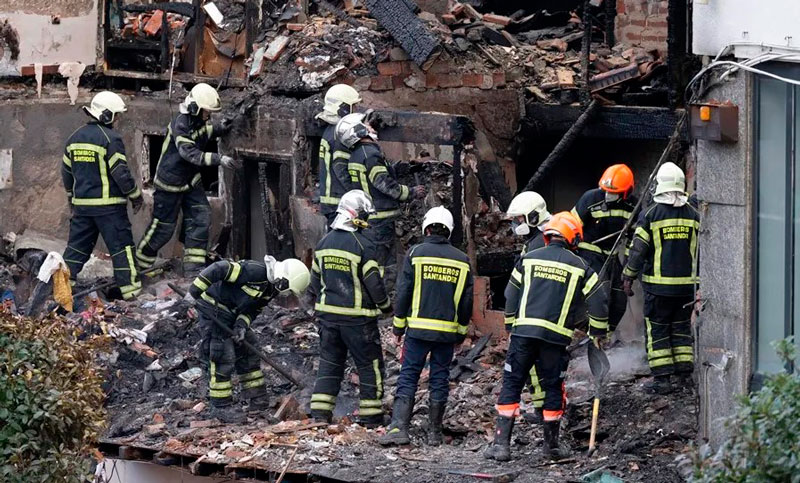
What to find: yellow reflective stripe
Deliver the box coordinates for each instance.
[590,209,632,219]
[373,358,383,399]
[226,262,242,283]
[645,317,655,357]
[649,348,674,358]
[154,177,191,192]
[125,246,138,287]
[582,272,599,296]
[203,152,214,166]
[72,197,126,206]
[363,260,380,275]
[400,184,409,201]
[393,317,407,329]
[317,248,363,310]
[570,207,582,225]
[369,165,388,184]
[457,324,468,335]
[312,260,320,273]
[67,143,107,156]
[236,314,252,326]
[191,173,203,187]
[520,258,583,329]
[209,361,232,389]
[650,218,700,230]
[371,209,401,219]
[240,369,264,382]
[206,124,213,138]
[320,196,341,205]
[511,268,522,284]
[193,278,210,292]
[314,303,380,317]
[128,187,142,199]
[622,266,638,278]
[108,152,126,168]
[504,316,515,326]
[514,317,574,338]
[184,256,206,263]
[243,378,264,389]
[650,357,675,368]
[241,285,261,298]
[359,407,384,416]
[210,389,233,398]
[62,154,72,167]
[642,275,699,285]
[186,248,207,256]
[578,242,606,254]
[310,401,335,410]
[674,354,694,363]
[360,399,383,408]
[672,346,694,355]
[176,135,195,145]
[311,393,337,403]
[201,292,232,312]
[408,317,460,333]
[320,138,333,199]
[634,226,650,242]
[589,317,609,330]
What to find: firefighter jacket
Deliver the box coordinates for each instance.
[571,188,638,256]
[350,141,410,221]
[311,229,391,325]
[190,260,275,327]
[623,199,700,297]
[318,124,356,215]
[393,235,474,343]
[62,121,141,209]
[504,239,609,346]
[154,113,223,192]
[522,230,546,256]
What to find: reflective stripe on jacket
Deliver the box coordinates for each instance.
[393,235,474,343]
[189,260,275,326]
[154,113,220,192]
[571,188,638,256]
[318,124,355,214]
[349,141,409,220]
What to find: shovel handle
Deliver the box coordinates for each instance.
[588,397,600,454]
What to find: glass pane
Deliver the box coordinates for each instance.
[757,78,788,374]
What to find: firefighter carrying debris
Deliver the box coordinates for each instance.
[136,83,241,277]
[485,212,609,461]
[308,190,391,427]
[62,91,143,300]
[379,206,473,447]
[185,256,310,422]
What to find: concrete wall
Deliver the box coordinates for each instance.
[694,72,752,446]
[0,0,98,75]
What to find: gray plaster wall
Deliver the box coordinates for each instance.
[694,72,752,447]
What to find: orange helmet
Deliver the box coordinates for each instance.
[543,211,583,248]
[598,164,634,196]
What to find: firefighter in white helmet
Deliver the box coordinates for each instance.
[62,91,143,300]
[316,84,363,227]
[379,206,473,447]
[136,83,241,277]
[622,162,700,395]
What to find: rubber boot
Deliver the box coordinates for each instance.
[378,397,413,446]
[210,404,245,424]
[645,375,673,395]
[427,400,445,446]
[523,407,543,424]
[310,410,332,423]
[542,420,569,460]
[483,416,514,461]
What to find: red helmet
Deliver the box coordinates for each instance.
[598,164,634,197]
[543,211,583,248]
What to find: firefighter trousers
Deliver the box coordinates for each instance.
[201,312,267,407]
[395,337,455,403]
[63,207,141,300]
[136,185,210,270]
[643,291,694,376]
[584,252,627,332]
[362,219,397,291]
[497,336,569,421]
[311,320,385,418]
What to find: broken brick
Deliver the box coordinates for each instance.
[441,14,457,25]
[145,423,166,436]
[483,14,511,27]
[556,68,575,88]
[492,71,506,88]
[153,413,165,424]
[370,76,394,91]
[143,10,164,36]
[537,39,568,52]
[264,35,290,62]
[190,420,217,429]
[192,402,206,413]
[450,3,465,17]
[377,61,410,76]
[462,73,492,89]
[286,23,305,31]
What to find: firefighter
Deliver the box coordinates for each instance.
[308,190,392,427]
[335,113,426,290]
[571,164,638,334]
[136,83,241,277]
[622,162,699,395]
[186,256,310,422]
[62,91,143,300]
[316,84,362,227]
[505,191,551,423]
[379,206,474,447]
[485,212,609,461]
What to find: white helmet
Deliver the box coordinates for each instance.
[272,258,311,296]
[331,190,375,232]
[84,91,127,124]
[506,191,551,236]
[317,84,362,124]
[654,162,686,195]
[422,206,454,238]
[184,83,222,115]
[335,113,374,149]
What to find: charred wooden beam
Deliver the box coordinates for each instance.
[365,0,441,67]
[476,160,513,210]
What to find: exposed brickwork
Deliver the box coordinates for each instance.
[471,276,506,338]
[615,0,668,54]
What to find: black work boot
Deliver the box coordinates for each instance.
[247,395,271,411]
[645,375,674,395]
[483,416,514,461]
[357,413,384,428]
[427,400,446,446]
[310,410,333,423]
[378,397,414,446]
[210,403,245,424]
[523,408,543,425]
[183,263,205,279]
[542,420,569,460]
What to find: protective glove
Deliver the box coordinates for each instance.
[220,155,242,170]
[232,318,247,343]
[412,185,427,199]
[622,275,635,297]
[131,195,144,214]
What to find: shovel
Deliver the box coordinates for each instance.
[587,341,610,456]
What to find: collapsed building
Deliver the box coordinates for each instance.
[0,0,706,481]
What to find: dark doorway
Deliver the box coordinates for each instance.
[243,156,293,261]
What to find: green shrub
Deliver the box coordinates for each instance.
[692,339,800,483]
[0,313,109,482]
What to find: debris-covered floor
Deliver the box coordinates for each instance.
[82,271,697,483]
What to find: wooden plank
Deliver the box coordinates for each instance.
[525,105,688,141]
[101,68,247,87]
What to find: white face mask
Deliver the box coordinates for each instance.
[512,219,531,236]
[605,192,620,203]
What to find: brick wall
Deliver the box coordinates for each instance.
[615,0,669,54]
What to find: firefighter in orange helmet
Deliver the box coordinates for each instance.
[485,212,609,461]
[571,164,638,333]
